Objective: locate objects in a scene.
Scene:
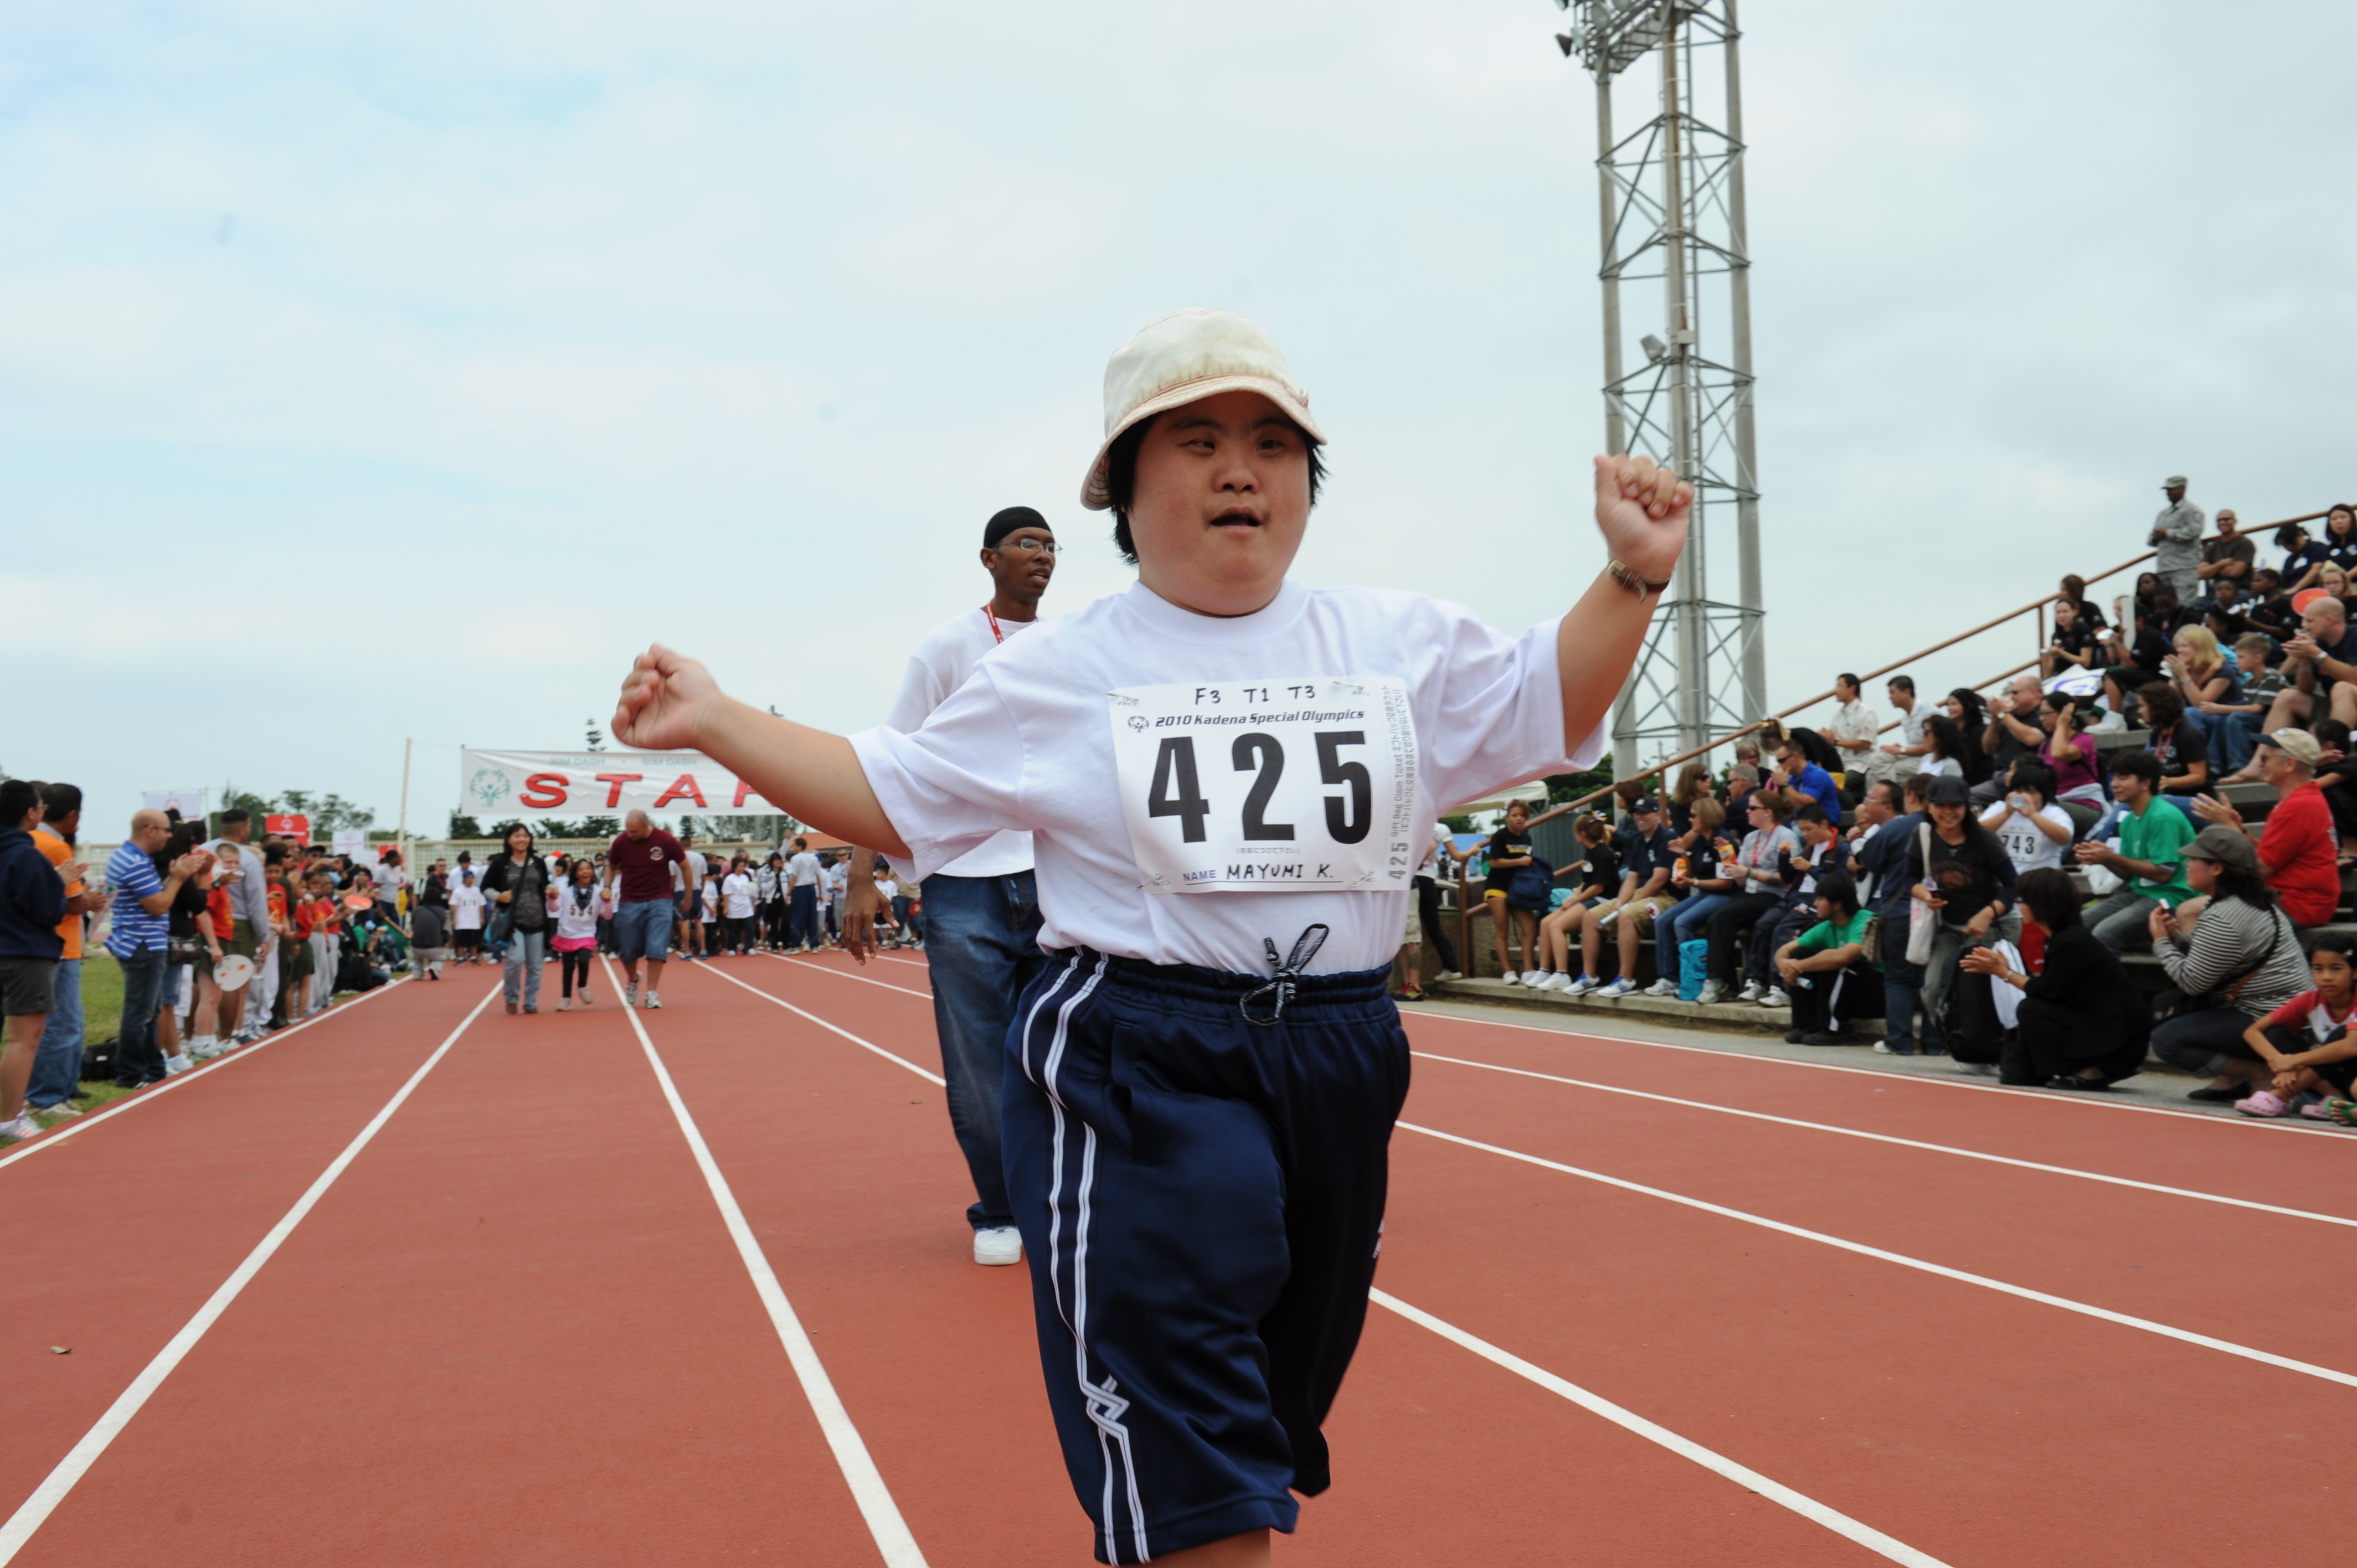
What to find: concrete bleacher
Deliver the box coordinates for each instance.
[1428,735,2357,1059]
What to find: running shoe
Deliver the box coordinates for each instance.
[31,1101,80,1120]
[163,1054,193,1077]
[1499,971,1520,986]
[557,998,573,1011]
[1542,972,1577,993]
[0,1113,39,1142]
[579,990,594,1006]
[1737,981,1762,1003]
[1435,969,1463,982]
[973,1226,1023,1266]
[1597,977,1637,999]
[1565,974,1599,996]
[1759,986,1790,1008]
[624,981,639,1008]
[1696,980,1728,1006]
[1644,979,1677,998]
[644,992,662,1010]
[1873,1040,1917,1056]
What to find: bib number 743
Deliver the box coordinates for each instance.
[1108,677,1420,893]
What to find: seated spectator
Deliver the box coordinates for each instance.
[2231,592,2357,770]
[1531,814,1620,991]
[1736,801,1842,1009]
[1663,763,1714,838]
[1646,797,1732,998]
[2035,693,2104,831]
[2310,719,2357,854]
[1694,794,1800,1005]
[2164,626,2238,733]
[2212,632,2288,775]
[1863,674,1929,787]
[1982,762,2075,878]
[1859,773,1934,1053]
[2243,568,2297,647]
[2136,683,2211,800]
[1942,688,1993,785]
[1722,762,1761,817]
[2074,748,2197,951]
[2229,929,2357,1120]
[2191,728,2342,927]
[2278,520,2331,592]
[2306,503,2357,585]
[1959,867,2149,1091]
[1975,676,2046,806]
[1767,734,1842,826]
[2195,507,2256,594]
[2118,570,2162,634]
[1917,715,1969,783]
[1823,673,1880,779]
[2194,578,2250,644]
[1569,796,1678,999]
[2058,573,2108,635]
[1775,871,1882,1046]
[1908,775,2020,1059]
[2148,826,2310,1102]
[2041,597,2101,679]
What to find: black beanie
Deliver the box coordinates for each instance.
[984,506,1051,549]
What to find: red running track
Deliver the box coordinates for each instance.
[3,950,2351,1565]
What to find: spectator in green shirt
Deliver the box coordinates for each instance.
[1774,871,1881,1046]
[2073,749,2196,952]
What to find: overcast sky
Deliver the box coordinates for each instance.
[8,0,2354,837]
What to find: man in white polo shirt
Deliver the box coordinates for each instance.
[846,504,1057,1268]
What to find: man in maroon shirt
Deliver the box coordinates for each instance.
[600,810,688,1008]
[2194,728,2342,927]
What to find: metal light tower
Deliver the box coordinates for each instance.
[1555,0,1765,772]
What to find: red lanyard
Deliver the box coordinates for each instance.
[982,603,1003,644]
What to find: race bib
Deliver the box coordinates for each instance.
[1107,677,1420,893]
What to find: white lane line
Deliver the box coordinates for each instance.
[605,960,927,1568]
[711,963,945,1084]
[0,982,498,1562]
[1406,1007,2350,1138]
[1412,1049,2357,1229]
[0,977,411,1173]
[1401,1119,2357,1390]
[1370,1290,1952,1567]
[758,952,935,1004]
[734,983,1946,1561]
[871,953,930,973]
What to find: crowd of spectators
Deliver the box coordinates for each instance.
[1444,483,2357,1122]
[0,792,919,1139]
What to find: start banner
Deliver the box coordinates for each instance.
[460,749,785,820]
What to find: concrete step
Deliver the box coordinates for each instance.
[1428,976,1794,1035]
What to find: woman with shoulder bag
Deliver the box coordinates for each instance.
[2147,824,2310,1101]
[480,823,551,1014]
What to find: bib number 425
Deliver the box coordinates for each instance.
[1146,730,1375,845]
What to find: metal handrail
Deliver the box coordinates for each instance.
[1526,507,2327,826]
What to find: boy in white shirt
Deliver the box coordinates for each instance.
[449,872,486,964]
[612,307,1690,1566]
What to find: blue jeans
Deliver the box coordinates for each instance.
[502,928,547,1008]
[1656,893,1730,981]
[924,870,1046,1231]
[114,946,169,1085]
[2216,710,2267,775]
[27,957,83,1108]
[786,884,820,948]
[1879,907,1932,1051]
[613,898,672,963]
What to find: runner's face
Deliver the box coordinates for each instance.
[1126,389,1312,616]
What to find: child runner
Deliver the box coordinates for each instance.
[450,871,486,964]
[553,859,600,1009]
[610,307,1689,1565]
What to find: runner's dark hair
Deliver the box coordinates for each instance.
[1103,411,1326,566]
[2016,868,2081,931]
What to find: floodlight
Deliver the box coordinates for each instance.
[1640,333,1668,363]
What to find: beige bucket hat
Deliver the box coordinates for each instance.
[1079,307,1326,510]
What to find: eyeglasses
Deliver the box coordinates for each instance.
[993,537,1057,555]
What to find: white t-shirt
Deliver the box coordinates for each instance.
[699,880,721,919]
[1918,756,1963,781]
[1983,800,2075,874]
[786,850,821,888]
[852,580,1594,974]
[884,606,1042,878]
[451,885,486,931]
[722,872,755,919]
[553,881,601,942]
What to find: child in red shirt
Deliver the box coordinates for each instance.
[2238,930,2357,1122]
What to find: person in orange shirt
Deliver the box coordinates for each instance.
[303,874,341,1015]
[186,843,241,1059]
[25,784,111,1121]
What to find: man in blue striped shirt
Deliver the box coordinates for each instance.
[104,811,208,1089]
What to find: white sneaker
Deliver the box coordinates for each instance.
[643,992,662,1010]
[1760,986,1790,1008]
[1598,977,1638,999]
[187,1035,218,1059]
[1737,981,1762,1003]
[1566,974,1599,995]
[557,998,573,1011]
[1499,971,1520,986]
[163,1054,193,1077]
[0,1113,40,1141]
[624,981,639,1008]
[579,989,594,1006]
[1543,972,1577,993]
[1645,979,1677,998]
[32,1101,80,1119]
[1955,1061,1999,1076]
[1517,970,1549,988]
[1435,969,1463,982]
[1696,979,1729,1006]
[973,1225,1023,1266]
